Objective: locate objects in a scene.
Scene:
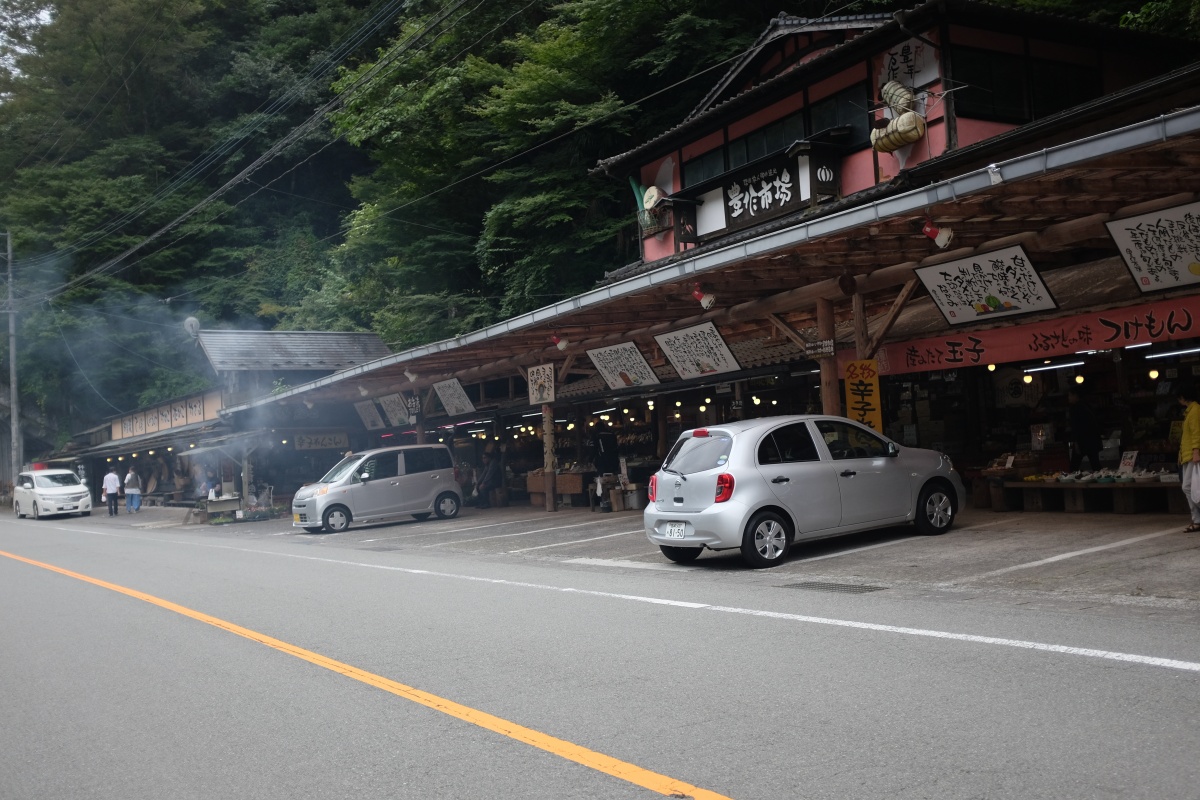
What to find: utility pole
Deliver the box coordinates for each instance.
[7,231,20,483]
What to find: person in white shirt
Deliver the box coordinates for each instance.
[102,466,122,516]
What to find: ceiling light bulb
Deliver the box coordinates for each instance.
[1023,375,1033,384]
[1149,369,1160,380]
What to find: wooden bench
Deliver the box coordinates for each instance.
[1003,481,1187,514]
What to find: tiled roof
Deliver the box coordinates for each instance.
[196,330,392,372]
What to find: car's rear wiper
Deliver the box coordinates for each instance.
[662,467,687,481]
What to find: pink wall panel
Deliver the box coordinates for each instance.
[726,92,805,140]
[640,156,678,192]
[682,131,724,161]
[642,230,675,262]
[948,25,1022,53]
[809,68,864,103]
[956,117,1018,149]
[841,149,877,195]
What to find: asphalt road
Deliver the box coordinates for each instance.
[2,506,1198,799]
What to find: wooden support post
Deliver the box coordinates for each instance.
[853,292,869,359]
[415,421,425,444]
[542,403,557,512]
[817,298,841,416]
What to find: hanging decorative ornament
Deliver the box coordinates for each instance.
[872,80,927,154]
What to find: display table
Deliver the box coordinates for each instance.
[1002,481,1186,514]
[204,496,242,515]
[525,472,594,507]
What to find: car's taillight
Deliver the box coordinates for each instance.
[648,474,657,502]
[715,473,734,503]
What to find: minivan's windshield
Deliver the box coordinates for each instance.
[319,456,363,484]
[662,432,733,475]
[34,473,81,488]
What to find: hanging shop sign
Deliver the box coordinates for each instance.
[527,364,556,405]
[354,400,386,431]
[432,378,476,417]
[586,342,660,390]
[1106,200,1200,292]
[843,359,884,432]
[377,393,410,428]
[654,322,741,380]
[877,37,939,90]
[915,245,1056,325]
[805,338,836,358]
[294,431,350,451]
[841,294,1200,376]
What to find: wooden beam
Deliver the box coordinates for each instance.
[864,278,920,359]
[852,292,868,359]
[558,354,575,383]
[765,313,812,347]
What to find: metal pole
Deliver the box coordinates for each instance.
[7,231,20,480]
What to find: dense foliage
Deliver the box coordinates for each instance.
[0,0,1190,443]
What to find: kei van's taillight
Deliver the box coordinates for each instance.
[648,474,657,502]
[715,473,735,503]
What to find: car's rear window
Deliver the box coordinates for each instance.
[662,433,733,475]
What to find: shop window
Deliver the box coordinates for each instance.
[682,148,725,188]
[1030,59,1100,119]
[954,48,1028,123]
[808,83,869,146]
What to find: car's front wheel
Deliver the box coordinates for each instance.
[741,511,791,568]
[322,506,350,533]
[659,545,702,563]
[915,482,955,535]
[32,502,40,520]
[435,492,460,519]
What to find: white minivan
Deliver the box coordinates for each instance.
[291,445,462,533]
[14,468,93,519]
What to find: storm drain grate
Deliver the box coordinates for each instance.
[777,581,888,594]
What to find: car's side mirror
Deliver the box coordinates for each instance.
[886,442,900,457]
[359,472,371,482]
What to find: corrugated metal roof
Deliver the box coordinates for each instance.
[196,330,393,372]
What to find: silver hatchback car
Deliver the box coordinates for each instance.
[644,415,965,568]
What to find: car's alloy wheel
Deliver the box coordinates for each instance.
[32,502,40,520]
[14,502,22,519]
[322,506,350,532]
[435,492,460,519]
[741,511,790,568]
[916,483,955,535]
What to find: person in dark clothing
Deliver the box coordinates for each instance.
[1067,388,1102,471]
[475,452,500,509]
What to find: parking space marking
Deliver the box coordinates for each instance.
[0,549,732,800]
[16,534,1200,673]
[564,558,699,572]
[508,531,639,553]
[949,528,1179,583]
[422,520,602,547]
[359,516,550,543]
[791,536,920,564]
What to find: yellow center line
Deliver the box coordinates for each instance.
[0,549,732,800]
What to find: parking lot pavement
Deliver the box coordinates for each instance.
[48,502,1200,615]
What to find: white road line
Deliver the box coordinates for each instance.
[950,528,1179,583]
[35,528,1200,673]
[359,516,548,543]
[564,558,699,572]
[508,531,638,553]
[421,520,601,546]
[793,536,920,563]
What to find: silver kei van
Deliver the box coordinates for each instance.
[292,445,462,533]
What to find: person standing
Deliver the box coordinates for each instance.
[124,466,142,514]
[475,452,500,509]
[1178,382,1200,532]
[102,465,122,517]
[1067,388,1102,471]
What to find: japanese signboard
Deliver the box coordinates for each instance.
[527,364,556,405]
[586,342,660,390]
[843,359,883,432]
[294,431,350,451]
[654,323,741,381]
[723,156,802,233]
[804,339,835,359]
[433,378,476,417]
[877,37,939,90]
[840,294,1200,376]
[1106,200,1200,292]
[915,245,1056,325]
[354,400,386,431]
[377,393,411,428]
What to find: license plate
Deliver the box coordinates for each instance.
[62,505,77,511]
[293,514,300,523]
[664,521,686,539]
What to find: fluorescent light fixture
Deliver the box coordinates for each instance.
[591,407,616,415]
[522,412,542,418]
[1124,342,1152,349]
[1022,361,1084,373]
[1145,346,1200,360]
